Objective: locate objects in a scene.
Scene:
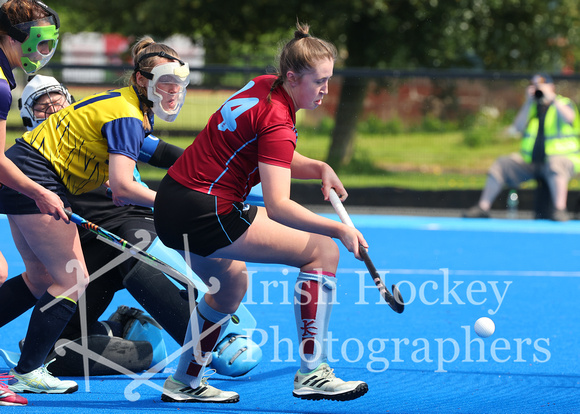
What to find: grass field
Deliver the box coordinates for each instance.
[3,215,580,413]
[10,87,578,191]
[134,131,528,190]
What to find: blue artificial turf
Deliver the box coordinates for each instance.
[1,213,579,413]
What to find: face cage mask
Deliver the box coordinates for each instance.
[15,16,59,74]
[20,76,73,130]
[144,61,190,123]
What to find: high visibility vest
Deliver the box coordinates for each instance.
[520,96,580,172]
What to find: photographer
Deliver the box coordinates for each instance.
[463,73,580,221]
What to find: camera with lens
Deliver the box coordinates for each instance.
[534,89,544,99]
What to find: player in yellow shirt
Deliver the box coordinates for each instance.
[0,36,189,394]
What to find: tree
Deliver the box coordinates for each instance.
[321,0,580,168]
[51,0,580,168]
[50,0,296,64]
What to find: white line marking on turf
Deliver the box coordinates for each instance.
[247,266,580,278]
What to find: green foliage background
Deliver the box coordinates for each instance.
[31,1,580,191]
[49,0,580,71]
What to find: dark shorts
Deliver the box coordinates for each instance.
[153,174,258,257]
[0,139,70,215]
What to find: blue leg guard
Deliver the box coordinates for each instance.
[146,238,262,376]
[211,333,263,377]
[121,310,167,368]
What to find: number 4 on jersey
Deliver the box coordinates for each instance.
[217,81,259,132]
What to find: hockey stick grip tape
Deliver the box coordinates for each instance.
[329,189,355,228]
[65,209,82,225]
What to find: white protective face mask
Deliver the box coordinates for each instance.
[145,61,190,122]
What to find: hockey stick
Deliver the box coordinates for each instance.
[328,189,404,314]
[64,209,196,291]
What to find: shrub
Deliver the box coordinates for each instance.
[357,115,404,135]
[462,106,504,147]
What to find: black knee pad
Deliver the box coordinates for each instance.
[122,261,194,345]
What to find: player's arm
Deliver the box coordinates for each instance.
[0,120,67,220]
[139,135,184,169]
[108,153,156,207]
[290,150,348,201]
[259,161,366,258]
[0,250,7,285]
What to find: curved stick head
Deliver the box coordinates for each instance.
[389,284,405,314]
[359,246,404,314]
